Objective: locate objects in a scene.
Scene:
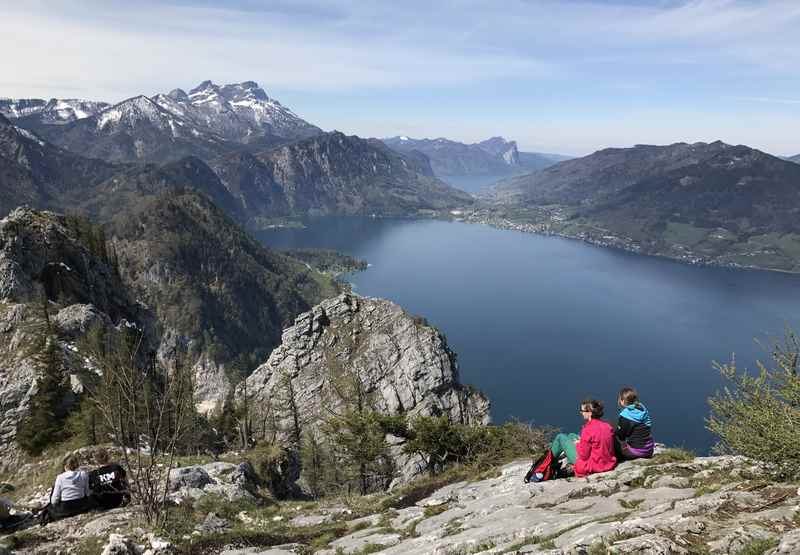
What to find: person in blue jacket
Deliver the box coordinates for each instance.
[615,387,655,460]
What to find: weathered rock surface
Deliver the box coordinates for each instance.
[239,292,490,487]
[0,208,146,470]
[4,453,799,554]
[168,461,259,503]
[243,292,489,428]
[310,455,799,555]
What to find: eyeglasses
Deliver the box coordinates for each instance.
[579,408,591,413]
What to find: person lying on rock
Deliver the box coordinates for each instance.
[89,448,130,510]
[46,454,93,521]
[550,399,617,478]
[615,386,655,461]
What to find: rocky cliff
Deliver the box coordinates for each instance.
[242,292,490,430]
[0,208,146,469]
[238,292,490,487]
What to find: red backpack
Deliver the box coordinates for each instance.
[524,449,565,483]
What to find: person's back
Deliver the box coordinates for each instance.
[89,464,128,510]
[615,387,655,460]
[89,448,129,510]
[52,470,89,503]
[47,454,92,522]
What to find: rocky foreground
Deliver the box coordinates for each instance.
[3,452,800,554]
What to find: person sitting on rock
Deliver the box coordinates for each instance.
[550,399,617,478]
[89,448,130,510]
[47,454,93,521]
[615,386,655,460]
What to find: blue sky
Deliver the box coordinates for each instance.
[3,0,800,155]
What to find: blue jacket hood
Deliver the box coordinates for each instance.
[620,403,652,427]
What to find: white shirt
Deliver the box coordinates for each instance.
[51,470,90,503]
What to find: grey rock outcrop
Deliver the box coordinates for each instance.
[0,208,145,469]
[242,292,489,429]
[239,292,489,489]
[168,461,259,503]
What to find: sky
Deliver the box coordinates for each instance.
[2,0,800,156]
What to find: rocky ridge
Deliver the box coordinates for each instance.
[0,98,109,126]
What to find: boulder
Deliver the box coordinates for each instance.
[168,466,213,491]
[196,512,231,534]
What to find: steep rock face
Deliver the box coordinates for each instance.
[0,208,145,469]
[252,132,474,216]
[242,292,490,439]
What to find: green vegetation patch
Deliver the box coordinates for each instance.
[663,222,710,247]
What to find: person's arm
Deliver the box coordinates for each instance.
[576,426,592,461]
[51,475,62,504]
[616,416,633,442]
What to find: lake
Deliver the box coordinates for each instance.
[258,217,800,452]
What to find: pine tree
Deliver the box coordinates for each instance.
[16,297,69,455]
[322,366,394,495]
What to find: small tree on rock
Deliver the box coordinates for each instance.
[707,330,800,479]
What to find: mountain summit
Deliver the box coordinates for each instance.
[153,79,321,143]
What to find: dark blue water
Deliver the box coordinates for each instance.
[258,217,800,453]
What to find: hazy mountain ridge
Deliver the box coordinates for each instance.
[383,135,564,178]
[0,97,109,126]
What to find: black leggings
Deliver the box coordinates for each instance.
[48,497,94,520]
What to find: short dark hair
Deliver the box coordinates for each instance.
[619,387,639,406]
[581,398,604,418]
[94,448,110,465]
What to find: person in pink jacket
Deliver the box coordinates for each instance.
[551,398,617,478]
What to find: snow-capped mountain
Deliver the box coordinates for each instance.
[4,80,320,162]
[0,98,109,125]
[36,95,232,163]
[152,80,321,142]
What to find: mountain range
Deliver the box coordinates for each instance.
[0,107,470,228]
[383,135,568,179]
[488,141,800,271]
[1,80,321,164]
